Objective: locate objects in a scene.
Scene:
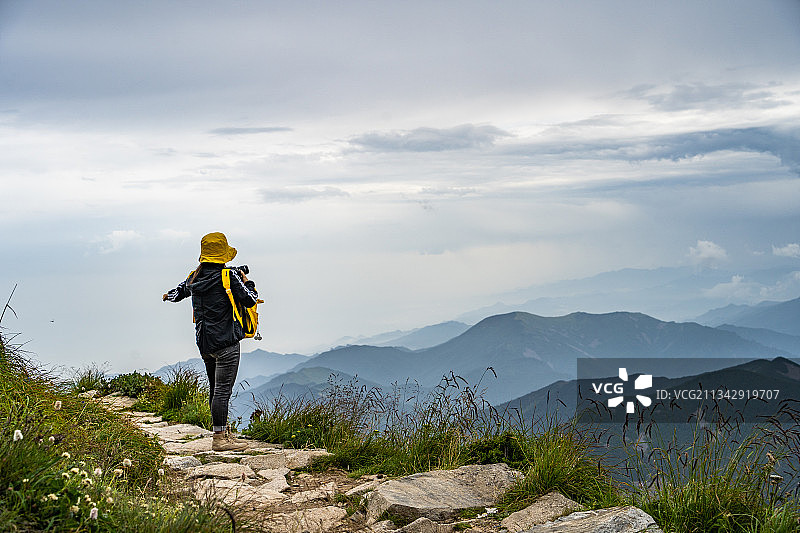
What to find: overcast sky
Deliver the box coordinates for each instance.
[1,1,799,373]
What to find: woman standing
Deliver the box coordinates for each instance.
[162,232,259,451]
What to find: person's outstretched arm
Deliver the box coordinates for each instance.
[162,275,191,302]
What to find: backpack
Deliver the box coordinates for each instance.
[221,268,264,340]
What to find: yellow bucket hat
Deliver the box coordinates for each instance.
[198,232,237,264]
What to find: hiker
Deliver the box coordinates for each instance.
[162,232,259,452]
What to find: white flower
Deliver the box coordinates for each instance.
[54,400,62,410]
[485,507,498,514]
[70,468,80,474]
[61,452,71,459]
[122,458,132,468]
[70,505,79,513]
[157,468,164,476]
[106,496,113,504]
[48,436,55,444]
[113,468,123,476]
[47,493,58,501]
[82,478,93,486]
[93,467,103,476]
[22,478,29,483]
[13,430,23,442]
[89,507,98,520]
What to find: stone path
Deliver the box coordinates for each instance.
[91,392,663,533]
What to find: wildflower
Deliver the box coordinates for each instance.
[48,436,55,444]
[54,400,62,410]
[89,507,98,520]
[106,496,113,504]
[80,470,88,477]
[122,458,132,467]
[70,505,79,513]
[79,461,86,467]
[82,478,93,486]
[70,468,80,474]
[94,467,103,476]
[158,468,165,476]
[62,452,71,459]
[62,472,70,479]
[47,493,59,501]
[13,430,23,442]
[485,507,498,514]
[113,468,123,476]
[22,478,29,483]
[104,487,112,495]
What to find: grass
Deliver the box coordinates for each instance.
[245,370,800,532]
[0,328,233,532]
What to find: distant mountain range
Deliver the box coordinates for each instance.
[695,297,800,337]
[498,356,800,425]
[155,292,800,425]
[270,311,788,405]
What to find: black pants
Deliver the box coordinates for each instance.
[201,343,240,432]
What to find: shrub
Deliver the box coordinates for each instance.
[104,371,163,398]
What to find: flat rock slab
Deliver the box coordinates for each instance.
[239,448,331,470]
[523,506,663,533]
[187,462,256,480]
[98,395,138,410]
[140,423,212,442]
[194,478,285,507]
[502,492,584,532]
[162,437,213,454]
[365,463,523,523]
[257,467,290,492]
[290,481,336,504]
[164,455,202,470]
[264,505,347,533]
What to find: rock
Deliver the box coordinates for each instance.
[132,415,163,424]
[285,449,333,469]
[397,517,453,532]
[77,389,98,398]
[187,462,255,480]
[501,492,584,532]
[257,467,290,492]
[163,455,202,470]
[241,452,288,470]
[99,395,138,410]
[194,478,285,507]
[522,506,663,533]
[264,505,347,532]
[139,423,212,442]
[290,481,336,503]
[346,479,381,496]
[364,463,523,523]
[162,436,213,454]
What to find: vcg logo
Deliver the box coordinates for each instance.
[591,368,653,414]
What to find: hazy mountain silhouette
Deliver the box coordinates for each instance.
[288,311,786,404]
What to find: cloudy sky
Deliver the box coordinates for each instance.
[1,1,799,373]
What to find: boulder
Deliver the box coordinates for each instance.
[396,517,454,532]
[522,506,663,533]
[163,455,202,470]
[501,492,584,532]
[346,479,381,497]
[364,463,523,523]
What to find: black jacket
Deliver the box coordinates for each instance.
[166,263,259,355]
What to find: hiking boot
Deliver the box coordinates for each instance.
[212,432,247,452]
[225,427,251,446]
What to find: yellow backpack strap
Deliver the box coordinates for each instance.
[221,268,245,327]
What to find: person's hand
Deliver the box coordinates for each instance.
[240,271,249,282]
[162,293,169,301]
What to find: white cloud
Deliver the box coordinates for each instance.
[93,230,143,254]
[157,229,192,241]
[688,240,727,267]
[772,243,800,258]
